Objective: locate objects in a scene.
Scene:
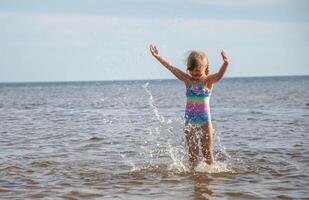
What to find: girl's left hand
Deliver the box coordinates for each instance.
[221,50,229,64]
[149,44,159,57]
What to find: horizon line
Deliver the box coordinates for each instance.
[0,74,308,84]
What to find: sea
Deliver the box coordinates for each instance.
[0,76,308,199]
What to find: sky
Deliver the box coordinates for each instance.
[0,0,308,82]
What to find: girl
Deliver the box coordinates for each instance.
[149,44,229,166]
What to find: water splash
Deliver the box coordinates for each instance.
[214,129,232,161]
[142,82,165,123]
[119,153,138,172]
[167,141,191,173]
[195,161,233,173]
[125,82,235,174]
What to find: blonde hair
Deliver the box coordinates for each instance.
[186,51,209,75]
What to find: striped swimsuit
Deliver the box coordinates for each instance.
[185,83,211,126]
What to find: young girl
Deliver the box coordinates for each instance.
[149,44,229,166]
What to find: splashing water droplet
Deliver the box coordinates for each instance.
[143,82,165,123]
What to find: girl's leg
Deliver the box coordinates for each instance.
[184,125,199,167]
[201,123,214,165]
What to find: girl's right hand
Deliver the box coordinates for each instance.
[221,50,229,64]
[149,44,159,57]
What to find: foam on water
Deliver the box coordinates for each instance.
[195,161,233,173]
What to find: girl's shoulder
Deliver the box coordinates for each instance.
[205,73,218,83]
[201,76,214,91]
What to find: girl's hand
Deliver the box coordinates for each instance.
[149,44,159,57]
[221,50,229,64]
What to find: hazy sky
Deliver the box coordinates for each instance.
[0,0,308,82]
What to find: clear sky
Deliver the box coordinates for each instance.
[0,0,308,82]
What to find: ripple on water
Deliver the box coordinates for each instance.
[1,78,309,199]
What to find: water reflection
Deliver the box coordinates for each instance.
[191,173,214,200]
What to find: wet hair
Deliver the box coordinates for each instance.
[186,51,209,75]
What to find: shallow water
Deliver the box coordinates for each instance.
[0,76,309,199]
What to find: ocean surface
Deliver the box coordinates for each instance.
[0,76,308,199]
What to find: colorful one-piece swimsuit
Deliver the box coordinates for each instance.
[185,83,211,126]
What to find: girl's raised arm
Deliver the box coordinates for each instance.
[208,50,229,83]
[149,44,190,83]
